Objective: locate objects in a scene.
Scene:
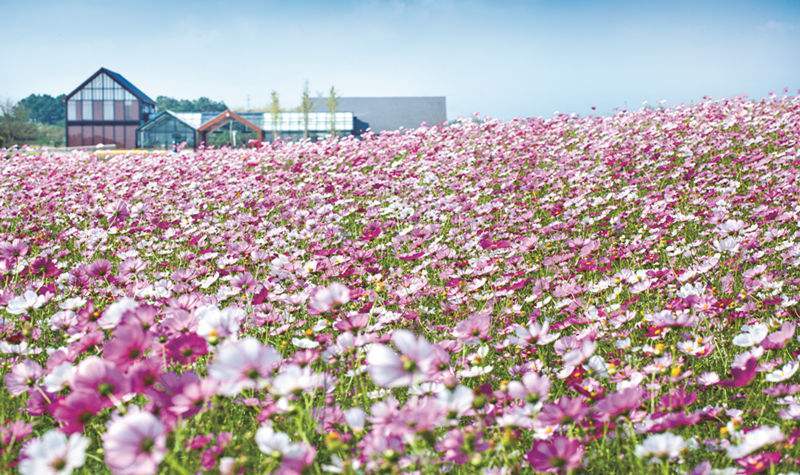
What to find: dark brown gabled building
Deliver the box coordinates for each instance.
[65,67,155,149]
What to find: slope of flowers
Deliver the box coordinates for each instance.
[2,95,800,474]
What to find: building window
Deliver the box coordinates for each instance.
[93,101,103,121]
[67,101,77,121]
[82,101,93,120]
[104,101,114,120]
[124,100,138,120]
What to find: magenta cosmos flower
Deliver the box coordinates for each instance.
[103,408,167,475]
[526,436,585,473]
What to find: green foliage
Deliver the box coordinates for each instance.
[327,86,338,133]
[300,80,312,138]
[270,90,281,140]
[0,100,38,147]
[17,93,66,125]
[32,123,66,147]
[155,96,227,112]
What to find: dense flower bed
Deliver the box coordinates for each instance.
[2,95,800,474]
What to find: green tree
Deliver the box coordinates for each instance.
[327,86,338,135]
[155,96,226,112]
[300,81,312,139]
[17,94,65,125]
[269,90,281,140]
[0,100,38,148]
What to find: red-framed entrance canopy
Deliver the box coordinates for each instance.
[197,109,264,143]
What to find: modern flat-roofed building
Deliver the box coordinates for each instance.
[310,96,447,134]
[65,67,155,148]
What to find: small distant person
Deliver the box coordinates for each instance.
[172,141,178,153]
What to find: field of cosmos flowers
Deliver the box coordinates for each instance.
[2,95,800,475]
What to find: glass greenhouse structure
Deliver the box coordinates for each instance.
[137,110,355,149]
[136,111,198,149]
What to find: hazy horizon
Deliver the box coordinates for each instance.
[1,0,799,120]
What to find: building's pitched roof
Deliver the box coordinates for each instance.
[103,68,155,105]
[137,111,199,132]
[196,110,263,136]
[66,67,156,105]
[310,96,446,133]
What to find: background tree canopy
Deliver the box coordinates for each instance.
[0,100,39,147]
[17,94,66,125]
[156,96,227,112]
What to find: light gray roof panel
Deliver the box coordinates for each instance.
[310,96,446,132]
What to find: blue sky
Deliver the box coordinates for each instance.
[1,0,798,119]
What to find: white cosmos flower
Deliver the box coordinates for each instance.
[49,310,77,331]
[19,429,89,475]
[291,337,319,349]
[437,385,474,418]
[512,320,560,346]
[255,425,306,459]
[44,362,76,393]
[196,305,243,343]
[732,324,768,347]
[271,365,323,396]
[97,297,138,329]
[634,432,686,461]
[458,365,494,377]
[59,297,86,310]
[586,355,610,378]
[365,330,435,388]
[199,273,219,289]
[343,408,366,431]
[713,236,741,253]
[765,361,799,383]
[726,426,784,459]
[6,290,47,315]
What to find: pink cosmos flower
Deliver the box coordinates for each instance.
[128,358,165,394]
[208,337,282,396]
[103,408,167,475]
[452,310,492,344]
[4,359,43,396]
[71,356,130,404]
[437,428,488,465]
[53,391,104,434]
[507,372,551,404]
[366,330,436,388]
[719,357,758,388]
[538,396,589,426]
[165,333,208,365]
[761,322,795,350]
[86,259,113,279]
[308,282,350,314]
[526,436,585,473]
[103,323,152,370]
[593,387,647,421]
[170,378,218,417]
